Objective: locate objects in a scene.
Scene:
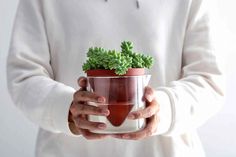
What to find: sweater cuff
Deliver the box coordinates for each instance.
[154,90,172,135]
[51,84,77,136]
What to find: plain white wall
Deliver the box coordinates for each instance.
[0,0,38,157]
[0,0,235,157]
[198,1,236,156]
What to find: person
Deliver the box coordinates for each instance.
[7,0,224,156]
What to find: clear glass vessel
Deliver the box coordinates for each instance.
[87,75,151,133]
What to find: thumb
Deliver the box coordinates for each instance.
[77,76,88,88]
[144,86,155,102]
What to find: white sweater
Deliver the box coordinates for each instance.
[7,0,224,157]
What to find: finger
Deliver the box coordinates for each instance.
[127,99,159,119]
[80,129,110,140]
[112,114,159,140]
[69,121,81,135]
[70,102,110,117]
[73,90,106,103]
[144,86,155,102]
[74,116,107,130]
[77,76,87,88]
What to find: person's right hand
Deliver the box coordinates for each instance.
[69,77,110,140]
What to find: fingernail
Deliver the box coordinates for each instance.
[98,124,106,129]
[98,97,105,102]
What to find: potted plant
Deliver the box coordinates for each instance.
[83,41,154,76]
[83,41,154,133]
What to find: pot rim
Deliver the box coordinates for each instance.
[86,68,145,76]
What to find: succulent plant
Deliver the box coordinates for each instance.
[82,41,154,75]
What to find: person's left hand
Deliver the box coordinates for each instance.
[112,86,160,140]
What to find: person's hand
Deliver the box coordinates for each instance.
[112,86,160,140]
[68,77,110,140]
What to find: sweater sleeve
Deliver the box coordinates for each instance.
[155,0,225,136]
[7,0,76,136]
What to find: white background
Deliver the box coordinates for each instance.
[0,0,236,156]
